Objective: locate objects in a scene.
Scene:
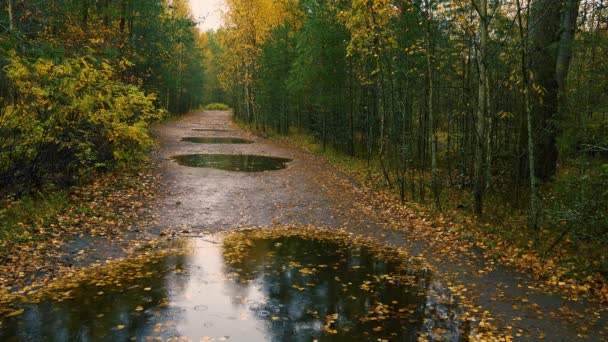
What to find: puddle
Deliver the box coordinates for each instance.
[192,129,237,133]
[172,154,292,172]
[0,229,463,341]
[181,137,254,144]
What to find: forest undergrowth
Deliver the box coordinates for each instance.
[0,164,160,299]
[265,128,608,304]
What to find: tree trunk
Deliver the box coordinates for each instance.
[517,0,540,239]
[473,0,488,216]
[104,0,110,28]
[7,0,15,31]
[556,0,580,91]
[527,0,580,181]
[424,0,440,209]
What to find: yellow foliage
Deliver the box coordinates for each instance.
[218,0,298,91]
[0,52,164,181]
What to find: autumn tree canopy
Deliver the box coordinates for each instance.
[214,0,608,266]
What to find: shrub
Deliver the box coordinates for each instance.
[0,53,165,192]
[204,103,230,110]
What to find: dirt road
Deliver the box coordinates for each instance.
[148,110,608,341]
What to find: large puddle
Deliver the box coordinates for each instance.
[192,129,238,133]
[0,229,464,341]
[172,154,292,172]
[181,137,254,144]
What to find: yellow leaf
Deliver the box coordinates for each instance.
[4,308,24,318]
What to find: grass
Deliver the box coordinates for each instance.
[0,190,70,255]
[204,103,230,110]
[266,126,607,292]
[286,131,371,174]
[0,164,158,261]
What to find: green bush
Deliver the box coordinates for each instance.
[542,160,608,246]
[204,103,230,110]
[0,53,165,192]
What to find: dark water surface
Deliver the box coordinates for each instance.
[192,129,237,132]
[0,234,463,341]
[172,154,292,172]
[181,137,254,144]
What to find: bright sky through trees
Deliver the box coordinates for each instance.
[189,0,224,30]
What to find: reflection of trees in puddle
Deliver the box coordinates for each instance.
[1,235,463,341]
[181,137,254,144]
[171,154,292,172]
[0,254,190,341]
[221,235,462,341]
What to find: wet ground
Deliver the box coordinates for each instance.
[172,154,291,172]
[150,110,348,231]
[0,230,463,341]
[2,110,606,340]
[181,137,254,144]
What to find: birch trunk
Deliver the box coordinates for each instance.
[7,0,14,31]
[473,0,488,216]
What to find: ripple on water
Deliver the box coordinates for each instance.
[0,229,464,341]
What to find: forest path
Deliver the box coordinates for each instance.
[150,110,606,341]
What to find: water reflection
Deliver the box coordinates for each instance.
[192,129,237,132]
[181,137,254,144]
[0,255,188,341]
[0,233,462,341]
[171,154,292,172]
[221,235,462,341]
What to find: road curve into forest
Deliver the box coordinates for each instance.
[150,110,606,341]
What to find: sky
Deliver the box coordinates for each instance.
[189,0,224,31]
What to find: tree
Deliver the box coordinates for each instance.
[528,0,580,181]
[472,0,490,216]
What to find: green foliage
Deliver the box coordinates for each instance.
[543,161,608,244]
[213,0,608,278]
[204,103,231,110]
[0,191,70,253]
[202,31,228,105]
[0,53,164,191]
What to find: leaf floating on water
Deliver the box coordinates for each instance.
[4,308,24,318]
[144,287,151,291]
[292,284,306,291]
[324,313,339,334]
[299,267,316,275]
[116,324,125,330]
[158,298,170,307]
[135,306,144,312]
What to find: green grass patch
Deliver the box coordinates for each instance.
[284,130,385,185]
[0,191,71,255]
[204,103,231,110]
